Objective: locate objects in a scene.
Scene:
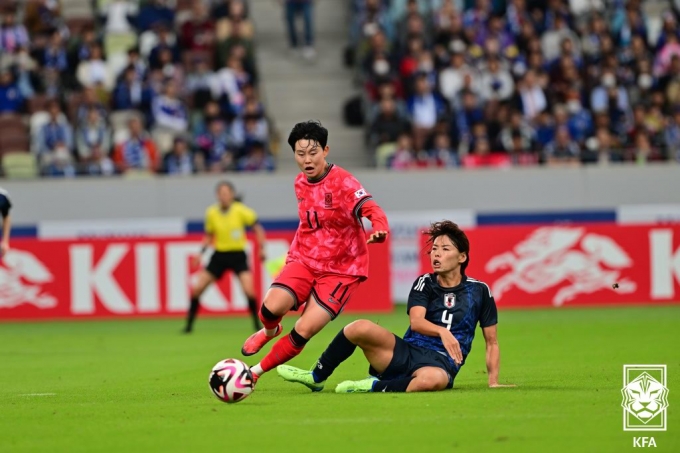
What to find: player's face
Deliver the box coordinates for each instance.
[430,235,466,275]
[294,139,329,179]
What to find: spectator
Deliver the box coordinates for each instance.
[148,26,180,69]
[41,30,68,73]
[581,127,624,164]
[479,56,514,102]
[43,148,76,178]
[428,132,459,168]
[151,80,188,132]
[507,130,539,165]
[499,109,535,152]
[163,136,195,175]
[82,145,115,176]
[632,132,664,164]
[211,55,249,115]
[236,141,276,172]
[0,70,23,113]
[76,44,111,90]
[664,107,680,162]
[368,98,411,147]
[0,10,30,53]
[284,0,315,59]
[543,125,580,165]
[24,0,63,37]
[406,73,447,150]
[541,15,579,62]
[565,92,593,145]
[76,108,111,164]
[185,57,216,111]
[36,101,73,165]
[137,0,174,33]
[112,65,153,113]
[438,47,480,106]
[113,116,159,172]
[195,117,233,172]
[76,87,108,127]
[180,0,216,52]
[515,69,548,122]
[388,133,416,170]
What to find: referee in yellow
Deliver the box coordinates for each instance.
[184,181,267,333]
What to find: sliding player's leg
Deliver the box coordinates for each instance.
[337,338,454,393]
[278,319,396,391]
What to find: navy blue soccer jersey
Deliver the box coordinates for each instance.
[0,188,11,218]
[403,273,498,371]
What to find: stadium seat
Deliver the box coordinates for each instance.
[0,114,26,132]
[1,152,38,179]
[110,110,142,132]
[27,94,51,114]
[0,132,30,155]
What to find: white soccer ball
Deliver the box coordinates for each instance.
[209,359,254,403]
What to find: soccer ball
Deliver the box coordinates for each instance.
[209,358,254,403]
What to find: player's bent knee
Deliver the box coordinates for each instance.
[409,369,449,392]
[343,319,376,341]
[262,289,294,316]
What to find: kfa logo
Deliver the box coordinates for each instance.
[622,365,669,431]
[444,293,455,309]
[324,193,332,208]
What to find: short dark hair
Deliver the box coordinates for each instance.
[287,120,328,151]
[424,220,470,274]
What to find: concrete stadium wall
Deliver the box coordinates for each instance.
[4,165,679,223]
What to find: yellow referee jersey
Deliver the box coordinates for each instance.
[205,202,258,252]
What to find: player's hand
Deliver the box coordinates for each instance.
[190,254,202,269]
[259,245,267,262]
[367,230,388,244]
[0,240,9,258]
[439,329,463,366]
[489,383,517,388]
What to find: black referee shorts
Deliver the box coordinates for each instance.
[369,335,456,389]
[206,251,249,279]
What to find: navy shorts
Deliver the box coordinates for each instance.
[369,335,456,389]
[206,251,249,279]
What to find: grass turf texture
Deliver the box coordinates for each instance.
[1,306,678,453]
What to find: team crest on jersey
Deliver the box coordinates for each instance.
[325,193,333,208]
[444,293,455,309]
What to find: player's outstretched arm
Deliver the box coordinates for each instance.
[360,200,389,244]
[482,325,515,388]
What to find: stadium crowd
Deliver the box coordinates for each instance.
[349,0,680,169]
[0,0,276,177]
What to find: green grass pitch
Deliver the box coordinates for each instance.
[1,306,678,452]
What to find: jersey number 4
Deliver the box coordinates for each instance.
[441,311,453,330]
[306,210,321,229]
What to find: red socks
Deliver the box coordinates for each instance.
[259,334,305,373]
[259,310,281,332]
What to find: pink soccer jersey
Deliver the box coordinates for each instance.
[287,164,373,277]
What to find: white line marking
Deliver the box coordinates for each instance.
[18,393,57,396]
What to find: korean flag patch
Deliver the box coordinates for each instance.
[354,188,367,199]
